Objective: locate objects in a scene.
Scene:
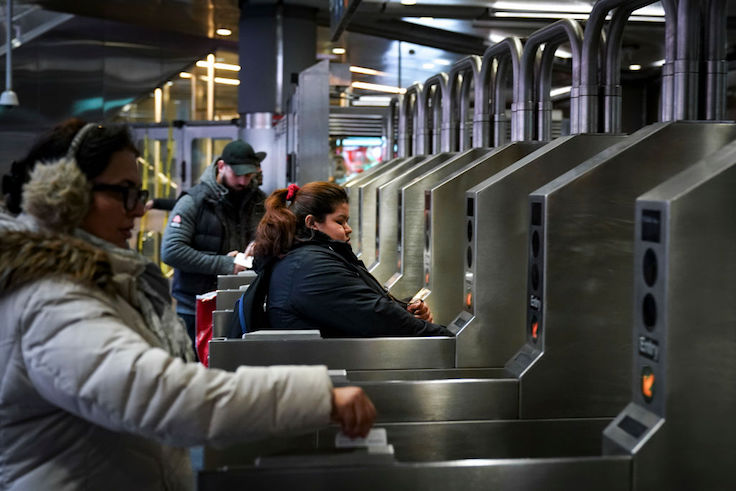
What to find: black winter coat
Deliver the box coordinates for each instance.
[265,234,453,337]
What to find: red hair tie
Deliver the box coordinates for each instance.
[286,183,300,201]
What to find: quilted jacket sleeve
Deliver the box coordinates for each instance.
[18,280,333,448]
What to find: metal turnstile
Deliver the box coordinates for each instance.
[207,123,736,419]
[367,152,455,283]
[508,121,736,419]
[201,129,736,491]
[602,139,736,490]
[345,156,411,251]
[453,134,625,367]
[353,156,426,258]
[418,141,545,325]
[384,146,508,300]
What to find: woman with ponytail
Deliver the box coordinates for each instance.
[0,120,374,490]
[247,181,453,337]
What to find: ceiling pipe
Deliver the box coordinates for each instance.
[474,37,523,146]
[447,55,482,151]
[1,0,19,106]
[674,0,701,120]
[517,19,583,141]
[421,72,450,153]
[398,83,423,157]
[704,0,727,120]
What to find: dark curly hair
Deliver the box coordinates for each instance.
[2,118,137,214]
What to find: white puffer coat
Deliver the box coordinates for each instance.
[0,163,332,490]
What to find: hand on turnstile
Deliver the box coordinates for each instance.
[407,299,433,323]
[331,387,376,439]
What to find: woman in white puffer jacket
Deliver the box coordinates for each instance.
[0,119,375,491]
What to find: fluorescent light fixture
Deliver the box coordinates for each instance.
[400,0,417,5]
[216,28,232,36]
[495,11,589,20]
[341,136,384,146]
[419,17,434,22]
[491,2,664,22]
[350,66,388,76]
[332,47,346,55]
[540,45,573,59]
[179,72,192,78]
[652,59,666,67]
[434,58,451,66]
[196,60,241,71]
[550,86,571,97]
[214,77,240,85]
[122,104,132,112]
[554,48,572,59]
[491,2,593,13]
[359,95,393,102]
[629,16,665,22]
[422,63,435,69]
[629,64,642,71]
[632,5,665,16]
[496,11,663,22]
[353,95,393,106]
[352,81,406,94]
[199,76,241,86]
[489,33,506,43]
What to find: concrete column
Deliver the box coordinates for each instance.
[238,2,317,116]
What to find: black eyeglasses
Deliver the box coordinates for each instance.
[92,184,149,211]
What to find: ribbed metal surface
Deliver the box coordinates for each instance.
[330,109,388,137]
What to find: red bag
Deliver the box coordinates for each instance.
[195,291,218,366]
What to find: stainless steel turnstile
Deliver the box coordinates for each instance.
[345,156,412,251]
[508,121,736,419]
[356,154,449,262]
[602,139,736,490]
[353,156,426,257]
[453,134,625,367]
[418,141,545,324]
[384,145,514,300]
[367,152,455,282]
[201,129,736,491]
[208,122,736,418]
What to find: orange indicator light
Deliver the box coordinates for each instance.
[425,272,430,285]
[531,321,539,340]
[466,292,472,308]
[642,373,655,399]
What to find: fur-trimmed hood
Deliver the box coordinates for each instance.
[21,157,91,233]
[0,212,111,295]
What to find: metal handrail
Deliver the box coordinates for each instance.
[398,83,423,157]
[447,55,482,151]
[421,73,450,153]
[475,37,524,145]
[517,19,584,141]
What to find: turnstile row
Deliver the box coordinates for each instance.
[203,127,736,490]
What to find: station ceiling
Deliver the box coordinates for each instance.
[7,0,736,121]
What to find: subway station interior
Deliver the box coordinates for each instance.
[2,0,736,489]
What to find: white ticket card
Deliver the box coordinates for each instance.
[334,428,388,448]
